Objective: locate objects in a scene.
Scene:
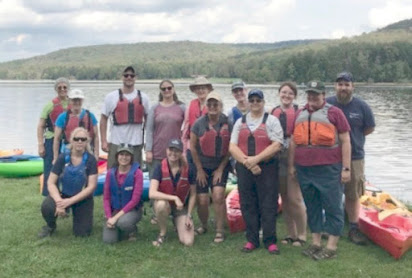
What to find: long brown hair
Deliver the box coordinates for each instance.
[158,79,183,104]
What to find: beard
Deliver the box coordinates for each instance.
[336,91,352,104]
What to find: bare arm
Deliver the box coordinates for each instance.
[100,114,108,152]
[47,172,63,203]
[53,127,63,163]
[187,184,197,216]
[37,119,46,157]
[339,131,351,184]
[229,143,247,164]
[93,126,100,159]
[149,179,181,204]
[288,136,297,176]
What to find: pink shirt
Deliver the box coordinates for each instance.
[294,103,351,166]
[103,168,143,218]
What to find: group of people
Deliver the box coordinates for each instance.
[36,66,375,260]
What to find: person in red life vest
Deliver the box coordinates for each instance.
[289,81,351,260]
[37,77,70,196]
[190,91,231,243]
[149,139,197,247]
[100,66,150,168]
[53,89,99,164]
[227,80,249,126]
[102,145,143,243]
[38,127,98,238]
[181,76,212,165]
[229,89,284,254]
[271,82,307,247]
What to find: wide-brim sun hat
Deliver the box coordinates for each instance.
[189,76,213,92]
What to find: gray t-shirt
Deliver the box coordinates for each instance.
[191,114,232,169]
[230,113,284,146]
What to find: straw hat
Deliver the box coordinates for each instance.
[189,76,213,92]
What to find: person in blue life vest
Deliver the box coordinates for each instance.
[190,91,232,243]
[227,80,249,126]
[229,89,284,254]
[100,66,150,168]
[38,127,98,238]
[271,82,307,247]
[37,77,70,196]
[102,145,144,243]
[53,89,99,164]
[289,81,351,260]
[327,72,375,246]
[149,139,197,247]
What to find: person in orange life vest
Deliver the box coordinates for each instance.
[327,72,375,246]
[181,76,212,163]
[53,89,99,164]
[288,81,351,260]
[229,89,283,254]
[227,80,249,126]
[149,139,197,247]
[100,66,150,168]
[102,145,143,243]
[190,91,231,243]
[38,127,98,238]
[37,77,70,196]
[271,82,307,247]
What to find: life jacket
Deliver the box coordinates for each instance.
[238,113,272,156]
[46,97,69,132]
[293,103,339,148]
[232,106,244,124]
[60,152,89,196]
[158,159,190,207]
[198,115,230,158]
[271,104,298,138]
[112,89,144,125]
[188,98,208,130]
[109,162,142,211]
[62,109,94,144]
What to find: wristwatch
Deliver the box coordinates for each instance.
[342,167,351,172]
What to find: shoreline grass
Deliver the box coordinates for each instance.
[1,176,411,278]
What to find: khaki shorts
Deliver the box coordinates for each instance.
[108,143,143,169]
[344,159,365,200]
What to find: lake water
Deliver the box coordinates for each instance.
[1,81,411,203]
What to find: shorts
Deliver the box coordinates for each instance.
[278,148,289,177]
[344,159,365,200]
[196,166,230,194]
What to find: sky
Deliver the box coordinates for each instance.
[0,0,412,63]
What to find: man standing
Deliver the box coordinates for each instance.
[327,72,375,245]
[289,81,351,260]
[100,66,150,168]
[227,80,249,126]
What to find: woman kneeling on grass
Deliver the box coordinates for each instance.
[149,139,196,247]
[102,145,143,243]
[38,127,97,238]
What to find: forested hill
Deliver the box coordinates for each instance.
[0,18,411,83]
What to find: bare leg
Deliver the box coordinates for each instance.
[197,193,210,229]
[279,175,297,241]
[153,200,171,237]
[212,186,226,236]
[175,215,194,246]
[345,198,360,223]
[287,175,307,242]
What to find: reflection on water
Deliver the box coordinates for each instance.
[0,82,411,203]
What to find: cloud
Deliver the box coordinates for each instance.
[368,0,412,28]
[6,34,30,45]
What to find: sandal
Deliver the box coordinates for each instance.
[194,226,207,236]
[152,234,166,247]
[214,232,225,243]
[302,244,322,258]
[281,237,296,245]
[312,248,337,261]
[292,238,306,247]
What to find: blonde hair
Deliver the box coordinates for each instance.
[67,127,92,153]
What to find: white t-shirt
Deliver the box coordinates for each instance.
[101,89,150,145]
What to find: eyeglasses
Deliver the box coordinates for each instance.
[73,137,87,142]
[57,86,67,90]
[160,86,173,91]
[249,98,263,104]
[123,74,136,78]
[207,102,219,108]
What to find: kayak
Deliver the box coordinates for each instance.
[0,155,43,177]
[0,149,24,158]
[359,183,412,259]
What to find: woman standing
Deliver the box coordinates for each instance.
[271,82,307,246]
[149,139,196,247]
[38,127,97,238]
[229,89,283,254]
[37,77,70,196]
[190,92,231,243]
[102,145,143,243]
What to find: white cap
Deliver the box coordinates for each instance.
[68,89,85,99]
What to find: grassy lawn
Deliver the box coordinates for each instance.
[1,176,411,278]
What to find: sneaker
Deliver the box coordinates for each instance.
[241,242,257,253]
[302,244,322,258]
[348,228,367,245]
[267,244,280,255]
[38,226,55,238]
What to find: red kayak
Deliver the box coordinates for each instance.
[358,184,412,259]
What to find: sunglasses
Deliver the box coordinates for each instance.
[57,86,67,90]
[73,137,87,142]
[160,86,173,91]
[249,98,263,103]
[123,74,136,78]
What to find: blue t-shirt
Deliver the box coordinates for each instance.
[55,109,98,129]
[152,162,196,185]
[326,96,375,160]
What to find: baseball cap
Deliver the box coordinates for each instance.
[231,80,246,90]
[123,66,135,74]
[336,72,354,82]
[305,81,325,94]
[116,144,133,155]
[248,89,264,99]
[168,139,183,152]
[206,91,222,103]
[68,89,85,99]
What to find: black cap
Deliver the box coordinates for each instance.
[248,89,264,99]
[123,66,135,74]
[168,139,183,152]
[336,72,353,82]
